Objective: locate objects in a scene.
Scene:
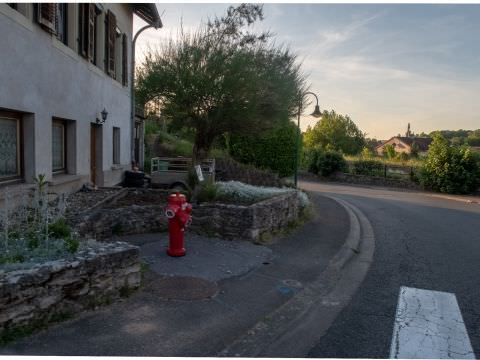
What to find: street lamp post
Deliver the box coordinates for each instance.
[294,91,322,188]
[131,21,162,169]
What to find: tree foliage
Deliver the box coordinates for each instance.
[228,121,299,177]
[303,110,365,155]
[420,134,480,194]
[307,148,346,177]
[136,4,307,162]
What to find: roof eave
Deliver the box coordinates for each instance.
[132,4,162,28]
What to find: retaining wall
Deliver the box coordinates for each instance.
[72,190,302,242]
[0,242,141,339]
[191,192,301,241]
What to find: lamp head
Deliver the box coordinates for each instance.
[311,105,322,118]
[101,108,108,121]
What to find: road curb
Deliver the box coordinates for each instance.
[218,195,376,357]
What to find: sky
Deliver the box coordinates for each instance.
[133,3,480,139]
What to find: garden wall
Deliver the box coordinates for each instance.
[191,192,301,241]
[71,189,302,242]
[0,242,141,339]
[330,172,422,190]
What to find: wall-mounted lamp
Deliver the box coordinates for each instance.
[96,108,108,125]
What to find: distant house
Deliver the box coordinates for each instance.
[376,124,432,156]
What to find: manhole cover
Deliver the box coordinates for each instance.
[150,276,218,300]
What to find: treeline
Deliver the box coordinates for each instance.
[428,129,480,146]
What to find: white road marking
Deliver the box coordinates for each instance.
[390,286,475,359]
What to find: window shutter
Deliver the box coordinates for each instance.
[78,4,88,57]
[107,11,116,77]
[122,34,128,86]
[88,4,96,62]
[38,3,57,34]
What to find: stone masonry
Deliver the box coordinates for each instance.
[191,192,301,241]
[0,242,141,339]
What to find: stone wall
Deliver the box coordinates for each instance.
[330,172,422,190]
[0,242,141,339]
[71,189,302,242]
[300,171,422,190]
[75,205,168,239]
[191,192,301,241]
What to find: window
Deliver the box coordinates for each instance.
[55,3,68,45]
[0,113,22,181]
[113,127,120,165]
[52,120,66,173]
[36,3,56,34]
[105,10,117,77]
[78,3,97,63]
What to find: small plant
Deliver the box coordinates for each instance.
[0,174,83,266]
[48,218,71,239]
[196,181,218,203]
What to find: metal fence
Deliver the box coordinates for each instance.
[346,161,420,181]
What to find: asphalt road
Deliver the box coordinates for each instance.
[301,180,480,358]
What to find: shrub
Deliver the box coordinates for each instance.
[196,181,218,204]
[215,181,296,204]
[352,159,384,176]
[307,148,346,177]
[48,218,71,239]
[420,135,480,194]
[228,122,298,178]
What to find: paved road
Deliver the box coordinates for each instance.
[301,181,480,358]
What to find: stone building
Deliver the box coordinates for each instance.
[0,3,160,197]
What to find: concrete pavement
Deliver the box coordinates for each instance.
[0,192,356,356]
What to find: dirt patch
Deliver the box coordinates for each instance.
[105,190,170,208]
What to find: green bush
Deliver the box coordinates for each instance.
[48,218,71,239]
[351,159,384,176]
[228,122,298,178]
[420,135,480,194]
[196,181,218,203]
[307,148,346,177]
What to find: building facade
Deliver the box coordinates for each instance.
[375,136,432,156]
[0,3,159,196]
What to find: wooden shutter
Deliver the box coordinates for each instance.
[122,34,128,86]
[88,4,96,62]
[38,3,56,34]
[78,4,88,57]
[106,10,116,77]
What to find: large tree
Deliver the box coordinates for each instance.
[303,110,365,155]
[136,4,307,162]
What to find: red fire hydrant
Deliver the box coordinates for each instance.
[165,192,192,257]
